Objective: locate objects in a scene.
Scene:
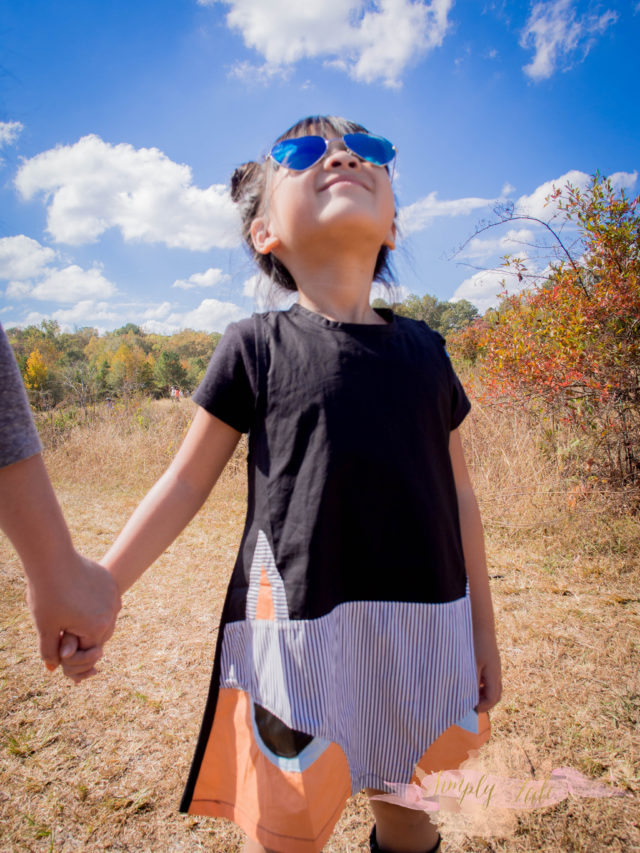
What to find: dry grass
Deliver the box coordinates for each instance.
[1,396,639,852]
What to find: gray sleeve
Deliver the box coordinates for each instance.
[0,324,43,468]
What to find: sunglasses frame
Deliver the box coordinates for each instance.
[268,133,397,175]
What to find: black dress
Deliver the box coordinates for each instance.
[180,304,489,852]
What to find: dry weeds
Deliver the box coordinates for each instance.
[1,397,638,852]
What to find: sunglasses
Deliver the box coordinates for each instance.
[269,133,397,172]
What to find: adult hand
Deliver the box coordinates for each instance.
[26,551,121,678]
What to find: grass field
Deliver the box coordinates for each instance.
[1,397,639,852]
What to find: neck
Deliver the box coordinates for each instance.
[283,253,386,325]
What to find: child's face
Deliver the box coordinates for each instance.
[250,135,396,263]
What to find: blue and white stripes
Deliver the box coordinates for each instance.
[220,533,478,793]
[245,530,289,620]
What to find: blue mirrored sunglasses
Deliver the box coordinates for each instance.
[269,133,397,172]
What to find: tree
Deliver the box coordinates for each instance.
[472,173,640,485]
[24,349,48,391]
[154,350,187,396]
[59,362,100,414]
[393,294,478,337]
[23,349,54,409]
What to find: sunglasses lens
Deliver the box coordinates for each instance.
[270,136,327,170]
[344,133,396,166]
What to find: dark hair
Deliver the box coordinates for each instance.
[230,115,397,293]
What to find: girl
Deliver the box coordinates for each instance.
[64,116,502,853]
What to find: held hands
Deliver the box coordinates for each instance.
[27,552,121,684]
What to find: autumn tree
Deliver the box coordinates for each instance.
[472,173,639,485]
[23,348,53,408]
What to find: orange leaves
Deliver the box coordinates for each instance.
[452,173,640,485]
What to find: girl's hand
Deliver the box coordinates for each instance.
[58,632,104,684]
[474,629,502,713]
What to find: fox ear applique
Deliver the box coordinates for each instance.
[246,531,290,621]
[187,528,352,852]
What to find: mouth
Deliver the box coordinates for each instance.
[320,175,369,191]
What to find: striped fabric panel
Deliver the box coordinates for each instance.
[219,595,478,792]
[244,530,290,620]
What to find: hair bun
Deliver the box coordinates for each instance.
[231,161,262,203]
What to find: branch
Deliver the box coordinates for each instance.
[451,202,589,297]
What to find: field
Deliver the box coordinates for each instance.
[1,397,639,852]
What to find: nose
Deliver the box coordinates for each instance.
[323,141,361,171]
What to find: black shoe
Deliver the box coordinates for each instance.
[369,824,442,853]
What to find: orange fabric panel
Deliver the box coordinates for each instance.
[189,688,351,853]
[256,565,276,620]
[413,712,491,779]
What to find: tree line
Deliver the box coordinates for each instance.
[7,321,222,410]
[7,297,479,412]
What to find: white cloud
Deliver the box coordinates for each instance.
[11,296,245,335]
[520,0,618,81]
[0,235,57,281]
[609,170,638,191]
[5,281,33,300]
[229,60,292,85]
[242,273,296,310]
[142,301,172,320]
[202,0,453,87]
[451,266,524,313]
[172,267,230,290]
[515,170,637,220]
[163,297,247,332]
[0,234,121,308]
[15,134,241,250]
[0,120,24,147]
[243,273,267,307]
[457,228,535,262]
[515,169,591,218]
[370,282,410,303]
[399,191,496,235]
[30,265,116,303]
[22,301,120,332]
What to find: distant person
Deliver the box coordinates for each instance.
[0,323,120,677]
[63,116,501,853]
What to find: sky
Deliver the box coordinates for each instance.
[0,0,638,334]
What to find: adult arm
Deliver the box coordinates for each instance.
[449,428,502,713]
[0,325,120,676]
[0,452,121,676]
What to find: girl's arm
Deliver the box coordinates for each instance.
[103,406,242,593]
[449,428,502,713]
[60,407,241,682]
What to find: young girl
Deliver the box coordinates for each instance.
[64,115,502,853]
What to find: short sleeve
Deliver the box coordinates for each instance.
[431,328,471,431]
[449,363,471,430]
[0,324,43,468]
[192,320,257,434]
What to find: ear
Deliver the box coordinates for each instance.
[250,216,281,256]
[383,220,396,251]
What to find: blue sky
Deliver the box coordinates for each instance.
[1,0,638,333]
